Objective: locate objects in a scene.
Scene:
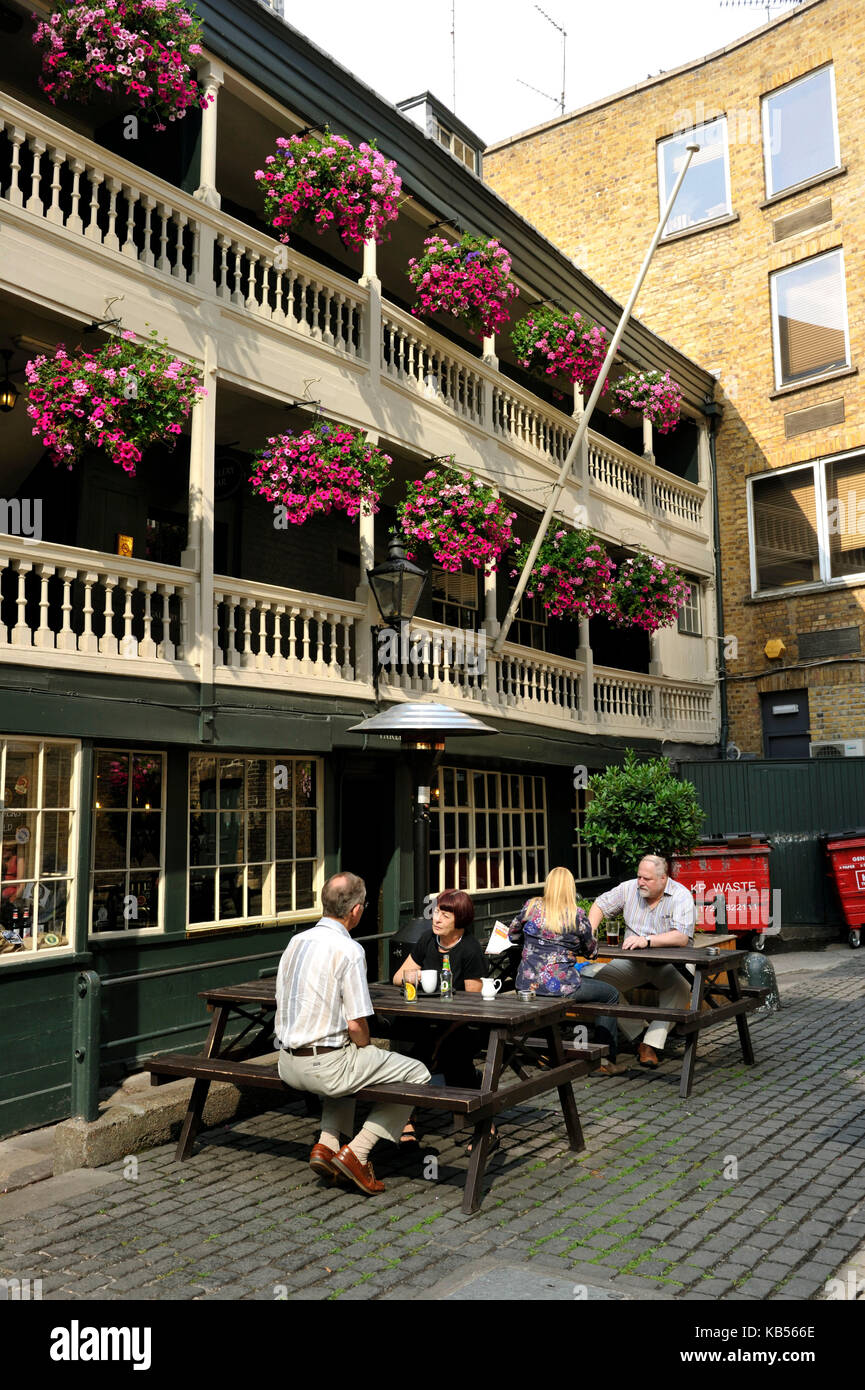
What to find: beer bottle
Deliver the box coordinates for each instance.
[440,953,453,1001]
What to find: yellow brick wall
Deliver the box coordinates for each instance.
[485,0,865,754]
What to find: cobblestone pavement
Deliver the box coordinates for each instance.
[2,949,864,1302]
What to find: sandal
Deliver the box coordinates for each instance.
[466,1127,500,1157]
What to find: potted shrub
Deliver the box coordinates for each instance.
[510,527,616,621]
[33,0,211,130]
[610,553,691,634]
[396,462,518,573]
[25,330,205,475]
[407,233,519,338]
[607,368,683,434]
[511,304,609,392]
[255,128,401,251]
[583,749,704,877]
[249,419,392,523]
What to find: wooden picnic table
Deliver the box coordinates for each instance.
[566,943,765,1099]
[145,978,604,1214]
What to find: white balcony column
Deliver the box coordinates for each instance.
[649,631,663,676]
[571,389,591,515]
[354,431,379,686]
[642,414,654,463]
[576,617,595,723]
[359,237,380,381]
[193,62,224,210]
[482,334,498,370]
[181,334,218,683]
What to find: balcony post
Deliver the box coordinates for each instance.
[576,617,595,723]
[572,389,590,525]
[359,238,380,381]
[648,633,665,728]
[354,433,379,687]
[642,414,654,463]
[181,333,218,687]
[193,62,224,210]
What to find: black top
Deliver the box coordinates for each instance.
[410,930,487,989]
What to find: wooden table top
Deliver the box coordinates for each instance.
[594,943,748,968]
[198,978,572,1028]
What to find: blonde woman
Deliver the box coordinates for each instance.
[508,867,626,1074]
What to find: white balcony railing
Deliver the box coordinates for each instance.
[0,540,195,676]
[0,90,710,551]
[212,576,365,688]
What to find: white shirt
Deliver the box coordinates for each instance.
[275,917,373,1049]
[594,878,696,943]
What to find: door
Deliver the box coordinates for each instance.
[760,688,811,758]
[340,769,395,980]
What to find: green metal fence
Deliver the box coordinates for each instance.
[679,759,865,929]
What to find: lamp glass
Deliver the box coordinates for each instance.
[0,379,17,414]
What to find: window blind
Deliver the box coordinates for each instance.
[827,455,865,574]
[776,255,847,382]
[753,471,820,588]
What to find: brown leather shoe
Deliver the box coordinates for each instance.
[309,1142,339,1179]
[638,1043,660,1069]
[599,1058,631,1075]
[331,1144,385,1195]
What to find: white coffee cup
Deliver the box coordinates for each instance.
[481,978,502,999]
[420,970,438,994]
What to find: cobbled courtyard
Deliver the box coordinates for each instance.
[3,948,864,1301]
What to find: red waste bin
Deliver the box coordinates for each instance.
[671,835,773,949]
[822,830,865,949]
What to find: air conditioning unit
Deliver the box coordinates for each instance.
[810,740,865,758]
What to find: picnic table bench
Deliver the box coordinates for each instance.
[566,943,768,1098]
[145,980,605,1214]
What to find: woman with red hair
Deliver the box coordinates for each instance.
[393,889,496,1150]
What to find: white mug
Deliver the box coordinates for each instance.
[481,977,502,999]
[420,970,438,994]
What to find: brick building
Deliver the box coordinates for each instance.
[485,0,865,758]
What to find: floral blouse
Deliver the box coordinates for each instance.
[507,899,600,997]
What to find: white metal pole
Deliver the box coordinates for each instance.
[491,143,699,657]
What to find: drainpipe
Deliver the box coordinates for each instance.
[704,397,728,756]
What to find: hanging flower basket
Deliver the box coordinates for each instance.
[25,330,205,476]
[607,369,683,434]
[249,420,392,524]
[254,128,401,252]
[610,553,690,633]
[397,463,519,574]
[407,234,520,339]
[33,0,211,131]
[510,528,616,621]
[511,305,610,392]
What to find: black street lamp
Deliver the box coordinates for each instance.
[366,533,428,702]
[348,702,496,955]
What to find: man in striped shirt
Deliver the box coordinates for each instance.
[276,871,430,1195]
[587,855,695,1069]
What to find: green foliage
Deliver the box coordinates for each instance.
[582,749,703,873]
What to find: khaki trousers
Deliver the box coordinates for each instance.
[592,955,691,1051]
[277,1041,430,1144]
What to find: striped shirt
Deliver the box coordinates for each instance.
[275,917,373,1050]
[594,878,696,942]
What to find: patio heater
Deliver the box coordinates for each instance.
[348,701,496,968]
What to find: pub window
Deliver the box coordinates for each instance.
[91,751,164,934]
[658,118,731,235]
[431,564,479,630]
[677,580,702,636]
[572,786,609,885]
[1,739,78,960]
[430,766,547,893]
[770,249,849,389]
[763,65,840,199]
[508,585,548,651]
[188,755,323,928]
